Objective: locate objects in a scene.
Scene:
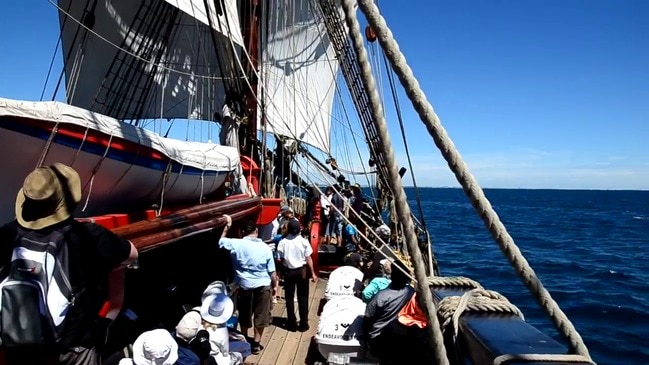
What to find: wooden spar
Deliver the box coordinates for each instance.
[131,204,261,252]
[112,195,254,239]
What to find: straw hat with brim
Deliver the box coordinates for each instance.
[15,163,81,230]
[351,183,362,191]
[201,280,227,302]
[200,293,234,325]
[132,329,178,365]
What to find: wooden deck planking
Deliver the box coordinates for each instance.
[245,278,327,365]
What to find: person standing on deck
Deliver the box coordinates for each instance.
[218,93,242,149]
[329,186,346,246]
[276,206,299,232]
[350,183,364,216]
[218,216,278,355]
[320,187,333,245]
[276,220,318,332]
[0,163,138,365]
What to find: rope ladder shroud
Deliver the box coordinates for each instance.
[340,1,451,364]
[355,0,593,361]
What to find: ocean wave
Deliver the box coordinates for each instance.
[417,187,649,364]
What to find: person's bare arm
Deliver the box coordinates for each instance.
[221,214,232,238]
[306,256,318,282]
[270,271,279,297]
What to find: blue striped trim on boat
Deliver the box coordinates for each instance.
[0,117,221,176]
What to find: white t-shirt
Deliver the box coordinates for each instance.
[277,234,313,269]
[320,194,332,216]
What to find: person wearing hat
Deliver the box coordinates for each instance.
[173,310,211,365]
[200,293,249,365]
[276,219,318,332]
[276,206,298,234]
[218,215,277,355]
[131,329,179,365]
[0,163,138,365]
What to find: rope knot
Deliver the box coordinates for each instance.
[437,289,524,338]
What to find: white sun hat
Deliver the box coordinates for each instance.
[200,293,234,325]
[132,329,178,365]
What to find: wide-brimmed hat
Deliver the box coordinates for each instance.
[15,163,82,230]
[132,329,178,365]
[200,293,234,325]
[201,281,227,302]
[175,310,202,343]
[350,183,362,191]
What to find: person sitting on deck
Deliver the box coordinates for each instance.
[128,329,179,365]
[218,215,278,355]
[200,281,252,361]
[276,220,318,332]
[0,163,138,365]
[174,311,212,365]
[199,293,247,365]
[363,260,414,363]
[362,259,392,303]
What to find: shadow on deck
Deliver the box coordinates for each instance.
[244,278,328,365]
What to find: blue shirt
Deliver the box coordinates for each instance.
[219,236,276,289]
[343,224,357,243]
[362,277,391,303]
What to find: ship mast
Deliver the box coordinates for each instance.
[240,0,261,160]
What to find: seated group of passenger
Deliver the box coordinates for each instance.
[339,226,433,364]
[106,281,250,365]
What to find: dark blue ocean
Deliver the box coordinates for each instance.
[407,188,648,365]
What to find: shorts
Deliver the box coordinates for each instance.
[329,214,343,238]
[237,286,272,328]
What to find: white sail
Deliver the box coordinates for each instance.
[164,0,244,46]
[58,0,243,121]
[259,0,339,153]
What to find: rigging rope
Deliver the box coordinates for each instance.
[355,0,592,359]
[340,2,449,364]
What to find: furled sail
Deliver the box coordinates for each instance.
[259,0,340,153]
[58,0,243,122]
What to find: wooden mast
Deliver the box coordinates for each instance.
[242,0,261,159]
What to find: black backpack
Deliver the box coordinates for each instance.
[0,224,77,347]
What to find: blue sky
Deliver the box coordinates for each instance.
[1,1,648,190]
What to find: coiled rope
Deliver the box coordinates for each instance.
[355,0,592,360]
[341,1,450,364]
